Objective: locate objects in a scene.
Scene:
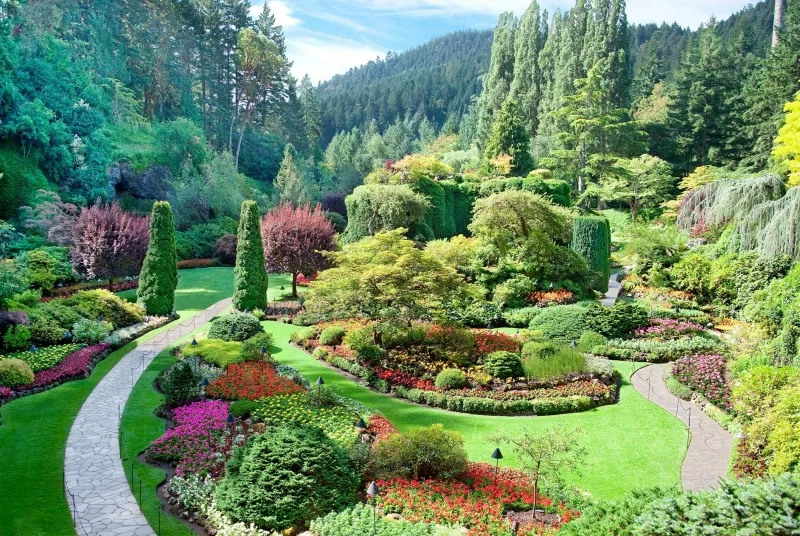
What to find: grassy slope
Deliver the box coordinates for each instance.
[120,273,293,536]
[266,321,687,500]
[0,267,234,536]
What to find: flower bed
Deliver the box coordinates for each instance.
[671,354,730,408]
[366,415,397,443]
[263,301,303,319]
[41,279,139,302]
[597,335,722,363]
[177,258,221,269]
[205,362,306,400]
[633,318,705,339]
[2,343,85,372]
[528,289,576,307]
[251,394,360,446]
[378,463,578,536]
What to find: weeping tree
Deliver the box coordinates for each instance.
[677,174,785,234]
[735,187,800,259]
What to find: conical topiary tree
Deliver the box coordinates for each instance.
[137,201,178,315]
[572,215,610,293]
[233,200,268,310]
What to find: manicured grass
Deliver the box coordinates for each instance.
[265,321,687,500]
[0,267,236,536]
[119,273,293,536]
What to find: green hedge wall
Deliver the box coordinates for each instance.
[411,178,474,239]
[572,216,611,292]
[476,176,571,207]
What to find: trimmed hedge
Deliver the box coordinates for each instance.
[572,216,610,293]
[394,386,597,415]
[232,200,268,310]
[137,201,178,316]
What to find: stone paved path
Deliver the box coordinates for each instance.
[600,271,623,307]
[631,363,732,491]
[64,298,231,536]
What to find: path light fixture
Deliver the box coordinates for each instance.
[201,378,209,388]
[259,346,266,356]
[280,285,285,291]
[316,376,324,404]
[487,320,493,329]
[491,448,503,481]
[366,481,380,535]
[226,413,235,425]
[64,330,72,339]
[98,314,104,322]
[191,338,198,346]
[356,417,367,430]
[735,431,747,440]
[570,339,577,357]
[29,344,37,353]
[57,282,63,288]
[549,282,555,290]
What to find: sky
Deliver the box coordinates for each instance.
[250,0,760,84]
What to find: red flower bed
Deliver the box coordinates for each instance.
[378,463,577,536]
[375,367,436,391]
[177,258,221,269]
[528,289,575,307]
[367,415,397,443]
[296,273,317,286]
[472,330,520,358]
[18,344,111,390]
[0,386,13,399]
[206,362,307,400]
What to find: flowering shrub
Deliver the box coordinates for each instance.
[671,354,730,408]
[19,344,110,390]
[472,330,520,359]
[205,362,306,400]
[633,318,704,339]
[367,415,397,443]
[378,463,577,536]
[453,381,615,401]
[148,400,230,476]
[177,258,221,269]
[375,367,436,391]
[0,386,13,398]
[528,289,576,306]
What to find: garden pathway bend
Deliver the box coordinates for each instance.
[64,298,231,536]
[631,363,732,491]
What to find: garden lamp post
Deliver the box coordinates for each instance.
[316,376,324,404]
[64,330,72,339]
[201,378,209,389]
[29,344,37,353]
[491,448,503,482]
[98,314,104,322]
[226,413,235,425]
[549,282,554,290]
[570,339,577,357]
[736,431,747,440]
[367,481,380,535]
[356,417,367,430]
[191,338,198,346]
[259,346,266,357]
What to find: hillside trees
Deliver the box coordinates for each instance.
[476,12,518,147]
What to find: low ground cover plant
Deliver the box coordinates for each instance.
[181,339,245,368]
[2,343,84,372]
[251,393,362,446]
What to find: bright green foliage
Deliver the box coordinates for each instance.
[522,345,585,380]
[372,424,468,480]
[484,100,534,175]
[207,312,264,342]
[214,425,359,531]
[435,368,468,390]
[732,366,800,423]
[578,331,608,352]
[240,332,275,362]
[182,339,245,369]
[0,358,34,388]
[342,185,430,243]
[572,216,611,292]
[476,12,518,146]
[65,290,144,329]
[159,360,201,408]
[604,155,674,221]
[528,304,590,344]
[584,303,649,339]
[319,327,346,346]
[310,503,436,536]
[3,325,31,350]
[153,119,208,173]
[232,201,268,311]
[71,319,111,343]
[484,351,524,379]
[558,488,674,536]
[137,202,178,316]
[275,143,312,205]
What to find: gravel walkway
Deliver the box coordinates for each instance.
[64,298,231,536]
[631,363,733,491]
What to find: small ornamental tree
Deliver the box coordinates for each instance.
[261,202,337,296]
[233,200,268,311]
[572,216,611,292]
[71,202,150,288]
[137,201,178,316]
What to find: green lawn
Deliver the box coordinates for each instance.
[0,267,236,536]
[265,321,687,500]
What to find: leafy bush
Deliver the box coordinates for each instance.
[578,331,607,352]
[607,336,721,363]
[310,503,436,536]
[28,316,67,345]
[521,341,559,361]
[34,302,82,330]
[584,355,616,378]
[372,424,468,480]
[584,303,648,338]
[207,312,264,342]
[484,351,524,379]
[3,325,31,350]
[0,358,34,387]
[240,332,274,362]
[65,289,144,329]
[344,328,383,363]
[319,326,347,346]
[502,307,542,328]
[558,488,673,536]
[291,326,319,344]
[137,201,178,316]
[214,425,359,531]
[182,339,244,369]
[445,300,502,328]
[160,360,201,408]
[435,368,468,390]
[522,346,586,380]
[229,399,258,419]
[492,275,538,309]
[72,319,111,343]
[528,304,589,343]
[732,366,800,422]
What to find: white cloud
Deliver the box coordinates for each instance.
[250,1,302,28]
[287,36,384,83]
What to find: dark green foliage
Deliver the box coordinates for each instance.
[372,424,468,480]
[207,312,264,342]
[28,316,67,345]
[343,328,383,364]
[476,176,572,207]
[484,100,534,175]
[528,304,590,344]
[584,303,649,339]
[558,487,673,536]
[229,399,258,419]
[160,361,201,408]
[175,218,238,261]
[0,358,34,388]
[435,368,468,390]
[572,216,611,293]
[0,147,48,220]
[319,326,346,346]
[214,425,359,531]
[137,202,178,316]
[232,201,268,311]
[342,184,430,244]
[240,332,275,362]
[484,351,524,379]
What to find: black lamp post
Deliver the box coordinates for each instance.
[201,378,209,388]
[549,282,554,290]
[366,481,380,535]
[570,339,577,357]
[356,417,367,433]
[231,324,237,336]
[226,413,235,425]
[491,448,503,482]
[29,344,37,353]
[64,330,72,339]
[316,376,324,405]
[191,338,198,346]
[98,314,104,322]
[259,346,266,357]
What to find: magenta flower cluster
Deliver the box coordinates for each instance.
[20,344,111,390]
[0,386,13,399]
[149,400,230,476]
[672,354,730,408]
[634,318,703,339]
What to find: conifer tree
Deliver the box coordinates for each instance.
[299,75,322,155]
[572,216,610,293]
[232,200,269,311]
[484,100,534,176]
[476,12,518,147]
[137,201,178,316]
[275,143,311,205]
[509,0,546,139]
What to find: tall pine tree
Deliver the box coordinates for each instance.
[509,1,546,139]
[476,12,518,148]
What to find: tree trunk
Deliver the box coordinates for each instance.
[292,272,298,297]
[773,0,785,49]
[532,480,538,520]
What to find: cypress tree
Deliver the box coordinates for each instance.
[137,201,178,316]
[572,216,611,293]
[509,0,546,139]
[233,200,269,311]
[485,100,535,176]
[476,12,518,148]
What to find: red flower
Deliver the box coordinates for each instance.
[206,362,307,400]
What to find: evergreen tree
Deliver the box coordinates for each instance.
[572,216,610,292]
[476,12,518,148]
[275,143,311,205]
[484,100,534,176]
[137,201,178,316]
[232,200,269,311]
[773,90,800,187]
[299,74,322,156]
[509,1,546,139]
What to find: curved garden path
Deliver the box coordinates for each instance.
[64,298,231,536]
[631,363,732,491]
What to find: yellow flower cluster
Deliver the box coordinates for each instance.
[252,394,358,446]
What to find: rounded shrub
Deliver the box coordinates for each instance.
[312,347,331,361]
[240,332,274,362]
[72,318,111,343]
[521,341,559,361]
[578,330,608,352]
[372,424,467,480]
[207,312,264,342]
[344,328,383,364]
[584,302,649,339]
[484,351,524,379]
[0,358,34,388]
[214,424,359,531]
[3,325,31,350]
[160,360,201,408]
[137,201,178,316]
[229,399,258,419]
[528,304,589,344]
[28,317,66,345]
[435,368,468,390]
[290,326,319,344]
[319,326,347,346]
